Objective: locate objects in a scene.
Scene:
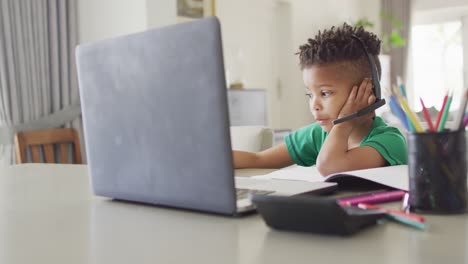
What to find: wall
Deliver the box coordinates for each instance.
[410,0,468,104]
[77,0,279,127]
[146,0,177,29]
[78,0,148,44]
[216,0,277,128]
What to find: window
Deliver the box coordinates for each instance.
[409,2,468,113]
[411,21,464,110]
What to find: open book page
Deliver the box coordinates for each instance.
[249,164,408,191]
[324,165,408,191]
[250,165,325,182]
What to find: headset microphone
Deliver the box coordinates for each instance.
[333,35,386,125]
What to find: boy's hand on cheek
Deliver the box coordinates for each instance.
[336,78,376,127]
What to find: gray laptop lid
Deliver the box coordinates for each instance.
[76,17,237,215]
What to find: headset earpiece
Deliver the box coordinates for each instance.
[332,35,386,125]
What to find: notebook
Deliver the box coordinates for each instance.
[251,165,409,191]
[75,17,336,216]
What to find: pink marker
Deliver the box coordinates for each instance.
[338,190,407,206]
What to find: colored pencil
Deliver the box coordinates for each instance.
[357,203,425,222]
[338,190,407,206]
[389,95,410,131]
[391,85,424,132]
[385,213,427,230]
[419,97,435,131]
[452,89,468,130]
[357,203,426,230]
[438,93,453,132]
[395,95,424,132]
[385,87,408,131]
[434,92,449,129]
[396,76,407,98]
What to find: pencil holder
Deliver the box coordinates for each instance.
[408,129,467,214]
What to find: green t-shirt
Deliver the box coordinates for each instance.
[284,116,407,166]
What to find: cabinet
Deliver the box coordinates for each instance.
[227,89,267,126]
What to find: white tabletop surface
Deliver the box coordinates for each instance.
[1,164,468,264]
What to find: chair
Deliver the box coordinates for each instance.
[14,128,82,164]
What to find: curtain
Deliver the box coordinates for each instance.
[0,0,81,164]
[381,0,411,83]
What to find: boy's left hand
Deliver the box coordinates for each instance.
[336,78,376,127]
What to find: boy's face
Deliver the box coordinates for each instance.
[303,63,356,132]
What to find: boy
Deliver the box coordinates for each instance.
[233,23,407,176]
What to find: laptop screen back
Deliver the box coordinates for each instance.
[76,17,237,215]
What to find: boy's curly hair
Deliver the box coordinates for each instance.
[297,23,382,79]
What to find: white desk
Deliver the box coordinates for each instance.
[1,164,467,264]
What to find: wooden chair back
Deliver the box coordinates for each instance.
[14,128,82,164]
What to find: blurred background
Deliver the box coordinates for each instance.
[1,0,467,163]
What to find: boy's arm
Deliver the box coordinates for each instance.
[316,79,386,175]
[317,123,386,175]
[233,143,294,169]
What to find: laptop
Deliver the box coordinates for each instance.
[75,17,336,215]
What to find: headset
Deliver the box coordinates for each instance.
[332,35,386,125]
